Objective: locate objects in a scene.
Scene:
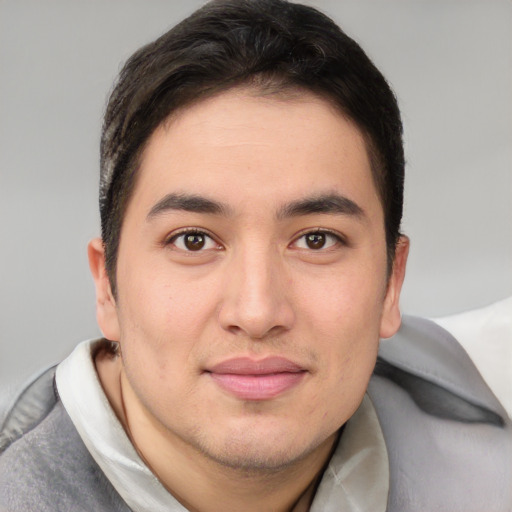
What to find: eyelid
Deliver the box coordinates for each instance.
[164,228,223,251]
[290,228,347,249]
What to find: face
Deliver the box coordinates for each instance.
[91,88,407,472]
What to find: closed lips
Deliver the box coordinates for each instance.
[206,357,307,400]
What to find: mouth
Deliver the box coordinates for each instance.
[205,357,307,401]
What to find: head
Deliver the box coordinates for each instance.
[99,0,404,295]
[89,0,408,477]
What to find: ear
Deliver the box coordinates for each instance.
[88,238,121,341]
[379,235,409,339]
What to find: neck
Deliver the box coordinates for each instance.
[96,351,337,512]
[142,444,331,512]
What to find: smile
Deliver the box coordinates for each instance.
[206,357,307,401]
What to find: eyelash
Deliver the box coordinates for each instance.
[164,228,346,252]
[164,229,221,252]
[292,229,346,251]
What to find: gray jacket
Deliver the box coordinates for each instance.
[1,316,511,511]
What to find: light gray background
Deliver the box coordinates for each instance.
[1,0,511,391]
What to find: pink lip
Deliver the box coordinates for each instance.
[206,357,307,401]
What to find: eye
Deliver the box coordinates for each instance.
[168,230,220,251]
[293,231,341,250]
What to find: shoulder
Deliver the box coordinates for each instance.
[0,366,58,454]
[369,314,512,512]
[433,296,512,418]
[0,364,129,512]
[374,314,508,424]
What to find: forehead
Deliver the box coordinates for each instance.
[131,87,380,217]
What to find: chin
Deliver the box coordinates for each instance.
[193,421,333,474]
[200,442,310,474]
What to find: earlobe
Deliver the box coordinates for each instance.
[88,238,121,341]
[379,235,409,340]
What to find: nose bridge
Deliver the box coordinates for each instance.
[240,243,276,308]
[219,238,293,338]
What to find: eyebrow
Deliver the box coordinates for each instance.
[146,191,364,221]
[147,193,232,220]
[277,193,365,220]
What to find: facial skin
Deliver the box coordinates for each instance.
[89,87,408,511]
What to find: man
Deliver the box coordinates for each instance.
[0,1,510,511]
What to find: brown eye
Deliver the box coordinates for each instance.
[293,231,341,251]
[184,233,206,251]
[305,232,326,249]
[169,231,219,251]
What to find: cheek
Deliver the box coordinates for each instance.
[313,332,379,432]
[118,256,220,341]
[296,261,387,337]
[114,262,227,409]
[293,264,384,413]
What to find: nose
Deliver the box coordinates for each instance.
[218,245,295,340]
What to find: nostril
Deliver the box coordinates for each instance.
[226,325,243,336]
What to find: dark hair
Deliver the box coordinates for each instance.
[100,0,404,294]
